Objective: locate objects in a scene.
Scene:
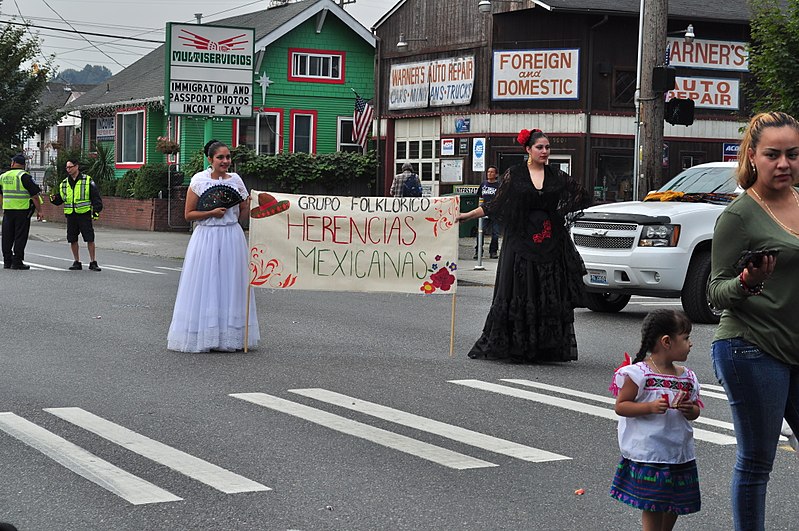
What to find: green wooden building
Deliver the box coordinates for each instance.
[69,0,376,179]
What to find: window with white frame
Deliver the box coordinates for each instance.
[289,49,343,82]
[337,117,360,153]
[239,112,280,155]
[292,113,314,153]
[395,138,439,181]
[115,110,144,164]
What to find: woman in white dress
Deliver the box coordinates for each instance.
[167,140,260,352]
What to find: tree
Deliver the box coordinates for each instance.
[747,0,799,116]
[56,64,112,84]
[0,22,61,160]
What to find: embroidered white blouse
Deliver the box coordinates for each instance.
[611,361,703,464]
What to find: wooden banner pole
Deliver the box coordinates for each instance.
[449,292,457,357]
[244,282,251,353]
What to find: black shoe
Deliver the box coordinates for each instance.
[472,254,478,260]
[69,261,82,270]
[3,263,10,269]
[490,253,499,259]
[10,263,30,270]
[89,261,102,271]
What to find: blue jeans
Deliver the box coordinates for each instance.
[711,338,799,531]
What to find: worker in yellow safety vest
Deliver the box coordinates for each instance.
[1,153,42,270]
[50,158,103,271]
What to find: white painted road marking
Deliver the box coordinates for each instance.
[450,380,737,445]
[45,407,269,494]
[501,379,736,432]
[290,388,570,463]
[0,412,181,505]
[157,266,183,272]
[231,392,497,470]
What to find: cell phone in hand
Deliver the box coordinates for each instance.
[733,249,780,274]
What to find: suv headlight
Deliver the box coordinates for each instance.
[638,224,680,247]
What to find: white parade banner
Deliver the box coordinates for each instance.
[247,192,460,294]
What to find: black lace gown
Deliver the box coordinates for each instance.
[467,164,591,363]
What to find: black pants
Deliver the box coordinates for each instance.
[475,217,500,255]
[2,208,33,266]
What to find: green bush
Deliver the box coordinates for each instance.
[132,163,169,199]
[116,170,136,198]
[99,178,117,197]
[240,151,376,195]
[181,149,206,181]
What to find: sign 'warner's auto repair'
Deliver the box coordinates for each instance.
[165,23,255,118]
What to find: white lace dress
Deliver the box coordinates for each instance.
[167,170,260,352]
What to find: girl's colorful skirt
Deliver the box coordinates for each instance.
[610,458,701,514]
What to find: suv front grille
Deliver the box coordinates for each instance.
[574,221,637,231]
[573,234,635,249]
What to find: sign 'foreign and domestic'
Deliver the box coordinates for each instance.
[165,23,254,118]
[492,49,580,100]
[248,192,459,294]
[388,56,475,110]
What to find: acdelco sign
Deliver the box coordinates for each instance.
[166,23,255,118]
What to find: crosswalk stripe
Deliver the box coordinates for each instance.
[101,265,166,275]
[157,266,183,271]
[21,261,64,271]
[0,412,182,505]
[231,392,497,470]
[501,379,736,432]
[44,407,270,494]
[289,388,569,463]
[449,380,737,445]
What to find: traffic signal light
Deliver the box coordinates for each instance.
[652,66,677,92]
[665,98,695,126]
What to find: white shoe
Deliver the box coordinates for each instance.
[781,420,798,453]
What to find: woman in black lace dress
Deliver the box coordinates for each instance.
[457,129,591,362]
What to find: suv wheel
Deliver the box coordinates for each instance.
[584,292,631,313]
[681,250,722,324]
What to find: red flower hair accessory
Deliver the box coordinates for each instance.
[516,129,531,146]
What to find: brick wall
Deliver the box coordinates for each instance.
[39,187,189,232]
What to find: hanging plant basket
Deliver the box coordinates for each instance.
[156,136,180,155]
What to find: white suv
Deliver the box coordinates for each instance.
[570,161,739,324]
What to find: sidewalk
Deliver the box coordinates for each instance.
[27,220,497,286]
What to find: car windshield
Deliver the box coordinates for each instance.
[657,166,739,194]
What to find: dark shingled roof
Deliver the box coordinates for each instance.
[540,0,751,22]
[68,0,330,111]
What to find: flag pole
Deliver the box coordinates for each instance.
[449,292,457,358]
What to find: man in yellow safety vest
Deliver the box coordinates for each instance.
[1,153,43,270]
[50,158,103,271]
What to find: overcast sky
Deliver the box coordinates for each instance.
[2,0,390,76]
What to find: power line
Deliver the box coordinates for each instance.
[0,18,164,43]
[40,0,124,67]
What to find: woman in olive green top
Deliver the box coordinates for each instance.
[708,111,799,531]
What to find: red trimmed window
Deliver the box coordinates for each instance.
[238,108,284,155]
[115,107,145,168]
[289,110,317,153]
[288,48,345,84]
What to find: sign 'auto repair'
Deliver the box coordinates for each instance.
[165,23,255,118]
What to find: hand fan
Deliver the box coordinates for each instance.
[196,184,244,211]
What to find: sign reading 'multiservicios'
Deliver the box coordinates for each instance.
[165,23,255,118]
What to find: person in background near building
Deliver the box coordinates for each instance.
[457,128,591,363]
[167,139,259,353]
[708,111,799,531]
[390,162,422,197]
[474,165,501,259]
[50,158,103,271]
[1,153,42,270]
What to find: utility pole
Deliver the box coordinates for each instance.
[638,0,668,197]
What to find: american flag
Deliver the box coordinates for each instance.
[352,94,374,148]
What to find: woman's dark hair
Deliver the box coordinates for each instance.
[632,309,692,363]
[516,128,548,148]
[204,139,228,158]
[737,111,799,189]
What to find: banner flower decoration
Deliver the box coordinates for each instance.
[424,198,458,238]
[249,246,297,288]
[420,254,457,294]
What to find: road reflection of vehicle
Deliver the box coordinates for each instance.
[571,162,739,324]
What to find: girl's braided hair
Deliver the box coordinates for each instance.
[632,309,692,363]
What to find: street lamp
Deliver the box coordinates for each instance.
[396,32,427,51]
[632,13,695,199]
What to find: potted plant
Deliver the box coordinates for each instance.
[156,136,180,155]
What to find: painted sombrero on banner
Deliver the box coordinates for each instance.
[251,192,290,218]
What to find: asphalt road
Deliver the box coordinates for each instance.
[1,239,796,530]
